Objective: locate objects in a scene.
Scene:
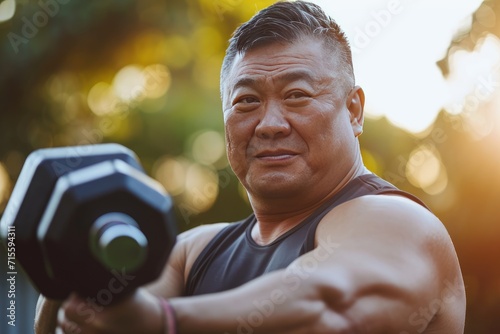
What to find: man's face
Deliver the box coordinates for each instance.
[222,38,363,204]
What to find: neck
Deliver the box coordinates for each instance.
[251,160,369,245]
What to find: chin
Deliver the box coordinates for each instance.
[248,175,304,198]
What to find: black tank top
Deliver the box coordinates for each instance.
[185,174,427,296]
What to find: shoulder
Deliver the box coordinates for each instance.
[317,194,456,269]
[318,194,446,243]
[178,222,230,242]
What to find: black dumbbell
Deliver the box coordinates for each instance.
[0,144,177,301]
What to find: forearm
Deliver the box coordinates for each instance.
[34,295,61,334]
[170,269,336,334]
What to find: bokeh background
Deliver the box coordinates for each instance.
[0,0,499,333]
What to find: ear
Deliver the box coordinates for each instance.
[346,85,365,137]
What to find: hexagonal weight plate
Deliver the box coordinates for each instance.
[38,159,177,300]
[0,144,143,299]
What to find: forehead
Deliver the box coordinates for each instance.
[225,38,339,87]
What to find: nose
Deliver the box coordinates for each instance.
[255,101,291,139]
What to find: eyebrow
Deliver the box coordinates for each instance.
[232,77,258,91]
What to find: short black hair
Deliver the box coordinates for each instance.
[220,0,354,96]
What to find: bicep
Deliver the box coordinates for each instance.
[290,244,435,332]
[287,196,445,332]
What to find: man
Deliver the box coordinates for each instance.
[36,1,466,333]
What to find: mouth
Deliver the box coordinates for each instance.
[255,150,298,160]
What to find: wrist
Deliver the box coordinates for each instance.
[159,297,178,334]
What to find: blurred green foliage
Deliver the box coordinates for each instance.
[1,0,500,332]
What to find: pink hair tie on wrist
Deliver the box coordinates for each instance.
[160,298,177,334]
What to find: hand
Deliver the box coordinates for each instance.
[57,289,164,334]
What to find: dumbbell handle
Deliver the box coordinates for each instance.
[90,213,148,271]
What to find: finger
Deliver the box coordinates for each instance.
[57,307,65,325]
[57,323,82,334]
[58,304,82,334]
[61,293,87,323]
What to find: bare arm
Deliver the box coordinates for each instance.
[34,296,61,334]
[169,195,465,333]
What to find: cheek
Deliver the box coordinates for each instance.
[225,114,258,146]
[305,110,352,154]
[225,117,254,174]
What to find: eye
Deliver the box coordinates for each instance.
[238,96,259,104]
[233,95,260,106]
[238,96,259,103]
[231,95,260,112]
[285,91,309,100]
